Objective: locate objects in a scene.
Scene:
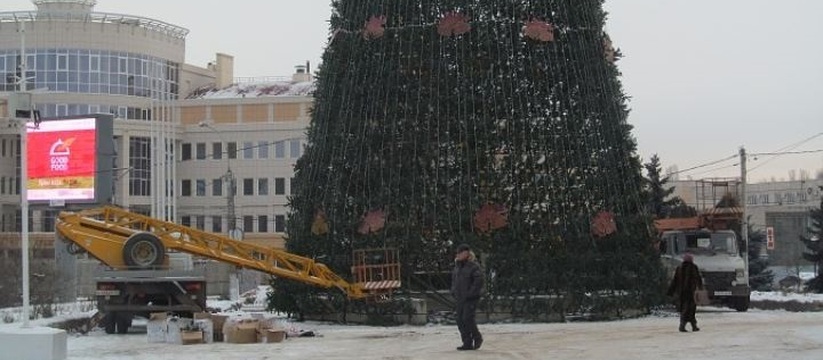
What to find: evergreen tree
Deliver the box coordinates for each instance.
[642,154,680,219]
[799,186,823,293]
[272,0,664,319]
[747,226,774,291]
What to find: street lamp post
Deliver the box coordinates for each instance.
[199,122,240,301]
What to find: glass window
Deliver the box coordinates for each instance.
[196,179,206,196]
[243,216,254,233]
[195,215,205,230]
[243,141,254,159]
[243,178,254,196]
[258,215,268,233]
[275,141,285,158]
[181,179,191,196]
[258,141,269,158]
[212,142,223,160]
[57,54,68,71]
[195,143,206,160]
[290,140,301,158]
[275,215,285,233]
[90,55,100,72]
[258,178,268,196]
[181,216,191,227]
[212,216,222,233]
[212,178,222,196]
[274,178,285,195]
[227,142,237,159]
[181,143,192,160]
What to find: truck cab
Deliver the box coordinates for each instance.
[660,228,750,311]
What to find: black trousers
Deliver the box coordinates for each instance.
[679,294,697,325]
[456,300,482,347]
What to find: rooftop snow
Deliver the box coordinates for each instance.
[187,81,315,99]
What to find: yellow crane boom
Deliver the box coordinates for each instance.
[56,206,400,299]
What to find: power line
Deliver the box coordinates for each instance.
[750,149,823,157]
[670,154,738,176]
[749,132,823,172]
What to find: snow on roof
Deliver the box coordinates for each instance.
[187,81,315,100]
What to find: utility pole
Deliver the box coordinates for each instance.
[740,147,749,278]
[16,20,31,328]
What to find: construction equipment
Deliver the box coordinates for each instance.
[655,207,750,312]
[56,206,401,333]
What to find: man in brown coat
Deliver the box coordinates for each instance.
[667,253,704,332]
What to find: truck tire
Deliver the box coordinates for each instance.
[103,313,116,334]
[733,296,750,312]
[115,313,131,334]
[123,233,165,269]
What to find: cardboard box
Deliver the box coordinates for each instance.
[146,313,167,343]
[181,330,203,345]
[165,317,194,344]
[193,318,214,344]
[223,319,259,344]
[210,315,228,342]
[260,329,286,343]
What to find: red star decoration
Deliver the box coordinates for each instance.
[523,19,555,42]
[591,210,617,238]
[474,203,508,234]
[437,12,471,37]
[363,15,386,39]
[358,209,386,234]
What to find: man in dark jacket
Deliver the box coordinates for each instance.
[666,253,704,332]
[451,243,484,350]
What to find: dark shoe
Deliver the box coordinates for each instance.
[679,325,687,332]
[691,322,700,332]
[457,345,474,351]
[474,337,483,350]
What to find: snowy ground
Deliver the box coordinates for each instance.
[3,290,823,360]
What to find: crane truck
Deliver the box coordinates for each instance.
[655,207,750,312]
[56,206,401,334]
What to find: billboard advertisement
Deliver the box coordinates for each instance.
[27,118,97,201]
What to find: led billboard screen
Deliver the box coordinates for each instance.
[26,118,97,201]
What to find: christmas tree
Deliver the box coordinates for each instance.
[799,186,823,293]
[273,0,664,319]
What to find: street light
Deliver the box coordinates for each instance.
[198,121,238,239]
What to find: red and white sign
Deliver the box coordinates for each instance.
[766,226,775,250]
[26,118,97,201]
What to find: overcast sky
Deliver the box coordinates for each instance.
[5,0,822,182]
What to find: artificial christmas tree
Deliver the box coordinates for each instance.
[272,0,664,320]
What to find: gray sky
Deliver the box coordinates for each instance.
[6,0,822,182]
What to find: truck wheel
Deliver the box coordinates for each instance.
[103,313,116,334]
[123,233,165,269]
[115,313,130,334]
[733,296,750,312]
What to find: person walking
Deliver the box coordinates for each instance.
[451,243,484,350]
[666,253,704,332]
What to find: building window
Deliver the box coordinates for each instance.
[243,178,254,196]
[243,141,254,159]
[258,215,268,233]
[195,215,205,230]
[129,137,151,196]
[181,179,191,196]
[181,216,191,227]
[181,143,192,161]
[258,178,269,196]
[275,141,285,158]
[258,141,269,159]
[213,178,223,196]
[42,210,57,232]
[2,139,6,157]
[243,215,254,233]
[0,177,4,195]
[290,139,301,158]
[212,142,223,160]
[275,178,285,195]
[196,179,206,196]
[212,215,222,233]
[195,143,206,160]
[275,215,285,233]
[227,142,237,159]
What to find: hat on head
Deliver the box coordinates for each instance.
[683,253,694,263]
[456,243,471,253]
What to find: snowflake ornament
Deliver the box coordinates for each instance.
[437,12,471,37]
[523,19,555,42]
[363,15,387,40]
[591,210,617,238]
